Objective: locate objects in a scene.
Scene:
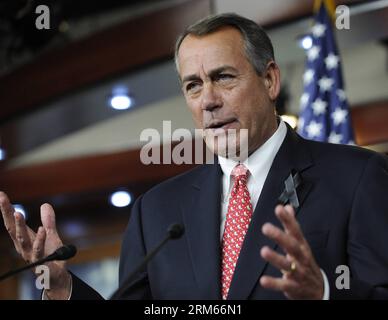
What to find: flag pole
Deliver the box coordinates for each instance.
[313,0,336,21]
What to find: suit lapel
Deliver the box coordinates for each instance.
[182,163,222,299]
[227,127,314,299]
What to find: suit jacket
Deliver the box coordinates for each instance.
[72,126,388,300]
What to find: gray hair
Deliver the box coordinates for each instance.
[174,13,275,75]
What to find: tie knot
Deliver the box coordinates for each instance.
[231,164,249,178]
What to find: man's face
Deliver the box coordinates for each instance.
[177,27,279,157]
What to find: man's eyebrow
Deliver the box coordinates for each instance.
[181,65,238,84]
[208,66,238,78]
[181,74,200,84]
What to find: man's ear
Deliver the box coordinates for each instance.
[264,61,281,101]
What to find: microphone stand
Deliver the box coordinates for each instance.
[0,259,50,282]
[110,224,184,300]
[0,245,77,282]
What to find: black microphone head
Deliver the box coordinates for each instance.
[53,244,77,261]
[167,224,184,239]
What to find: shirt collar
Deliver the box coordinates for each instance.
[218,120,287,183]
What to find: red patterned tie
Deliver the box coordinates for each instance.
[221,164,253,300]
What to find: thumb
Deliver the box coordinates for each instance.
[40,203,58,233]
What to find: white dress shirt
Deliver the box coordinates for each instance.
[218,120,329,300]
[219,120,287,239]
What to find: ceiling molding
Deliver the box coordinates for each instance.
[0,0,211,123]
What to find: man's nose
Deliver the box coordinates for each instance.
[201,84,222,112]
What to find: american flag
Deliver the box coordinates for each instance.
[297,3,355,145]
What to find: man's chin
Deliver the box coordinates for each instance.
[204,138,249,161]
[203,129,249,160]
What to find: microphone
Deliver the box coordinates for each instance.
[0,244,77,282]
[167,223,184,239]
[110,223,184,300]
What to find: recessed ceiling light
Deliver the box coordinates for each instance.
[297,34,313,50]
[110,191,132,208]
[109,86,134,110]
[110,94,133,110]
[0,148,6,161]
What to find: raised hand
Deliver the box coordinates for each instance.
[260,204,324,300]
[0,191,71,299]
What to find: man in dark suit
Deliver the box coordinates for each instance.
[1,13,388,300]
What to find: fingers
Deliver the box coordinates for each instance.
[0,191,16,240]
[260,275,298,293]
[41,203,58,235]
[275,205,305,243]
[32,227,46,262]
[15,212,33,255]
[1,192,39,262]
[262,222,304,262]
[40,203,63,251]
[260,205,324,299]
[261,246,291,273]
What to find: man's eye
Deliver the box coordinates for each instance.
[217,74,234,81]
[186,82,200,93]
